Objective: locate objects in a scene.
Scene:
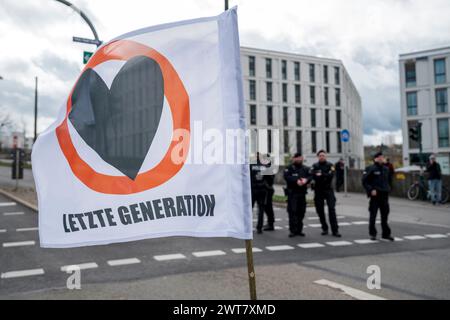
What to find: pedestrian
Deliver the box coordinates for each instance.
[426,155,442,205]
[335,158,345,192]
[284,153,311,237]
[384,157,395,188]
[250,153,268,234]
[362,152,394,241]
[311,150,341,237]
[261,154,275,231]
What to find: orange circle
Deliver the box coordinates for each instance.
[56,40,190,194]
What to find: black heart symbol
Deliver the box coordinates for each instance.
[69,56,164,180]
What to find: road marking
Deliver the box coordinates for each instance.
[308,224,322,228]
[0,202,16,207]
[274,226,283,230]
[16,227,39,232]
[298,242,325,249]
[0,229,6,233]
[326,241,353,247]
[1,268,44,279]
[424,234,448,239]
[61,262,98,272]
[337,216,346,219]
[314,279,386,300]
[404,235,426,240]
[266,245,295,251]
[307,217,319,220]
[192,250,226,257]
[3,240,35,247]
[107,258,141,266]
[275,218,282,222]
[354,239,379,244]
[394,237,404,241]
[154,253,187,261]
[231,247,263,254]
[3,211,23,216]
[338,222,351,226]
[285,225,290,228]
[352,221,369,225]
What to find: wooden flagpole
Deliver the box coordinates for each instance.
[245,239,257,300]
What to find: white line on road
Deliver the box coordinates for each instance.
[314,279,386,300]
[274,226,283,230]
[61,262,98,272]
[231,247,263,254]
[403,235,427,240]
[307,217,319,220]
[0,229,6,233]
[394,237,404,241]
[0,202,16,207]
[308,224,322,228]
[275,218,282,222]
[266,245,295,251]
[338,222,351,226]
[3,211,23,216]
[3,240,35,247]
[326,241,353,247]
[298,243,325,249]
[352,221,369,225]
[354,239,379,244]
[1,268,44,279]
[16,227,38,232]
[193,250,226,257]
[424,234,448,239]
[107,258,141,266]
[154,253,187,261]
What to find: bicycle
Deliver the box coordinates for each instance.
[407,174,449,203]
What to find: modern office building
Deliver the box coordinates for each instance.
[399,46,450,174]
[241,47,364,168]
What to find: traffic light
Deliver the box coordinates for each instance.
[409,122,422,142]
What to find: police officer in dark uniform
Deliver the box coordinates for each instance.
[250,153,268,234]
[311,150,341,237]
[362,152,394,241]
[284,153,311,237]
[261,154,276,231]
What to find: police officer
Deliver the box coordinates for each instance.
[362,152,394,241]
[250,153,268,234]
[311,150,341,237]
[261,154,276,231]
[284,153,311,237]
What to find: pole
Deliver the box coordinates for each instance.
[14,148,19,191]
[245,239,257,300]
[34,77,38,142]
[225,0,229,10]
[344,141,348,197]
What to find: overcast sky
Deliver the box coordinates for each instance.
[1,0,450,145]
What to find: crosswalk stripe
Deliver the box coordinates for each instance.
[1,268,44,279]
[308,224,322,228]
[231,247,263,254]
[274,226,283,230]
[352,221,369,225]
[0,229,6,233]
[266,245,295,251]
[0,202,16,207]
[404,235,427,240]
[326,241,353,246]
[107,258,141,266]
[338,222,351,226]
[61,263,98,272]
[154,253,187,261]
[424,234,448,239]
[298,243,325,249]
[394,237,404,241]
[3,240,35,247]
[16,227,39,232]
[193,250,226,257]
[354,239,379,244]
[3,212,23,216]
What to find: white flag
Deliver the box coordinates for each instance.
[32,7,252,248]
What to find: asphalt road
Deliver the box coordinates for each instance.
[0,166,34,189]
[1,192,449,300]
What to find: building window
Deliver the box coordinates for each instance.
[405,62,416,87]
[335,88,341,107]
[295,108,301,127]
[311,108,316,127]
[323,65,328,84]
[336,110,341,128]
[282,60,287,80]
[311,131,317,153]
[283,106,288,126]
[296,130,302,154]
[324,87,329,106]
[309,64,315,82]
[436,88,448,113]
[407,92,418,116]
[266,58,272,78]
[267,105,273,126]
[282,83,288,102]
[250,104,257,125]
[249,56,255,77]
[268,129,272,153]
[325,131,330,153]
[310,86,316,104]
[249,80,256,100]
[266,82,272,102]
[295,84,301,103]
[408,120,420,149]
[438,118,449,148]
[325,109,330,127]
[337,131,342,153]
[334,66,340,85]
[284,130,289,153]
[294,62,300,81]
[434,58,446,84]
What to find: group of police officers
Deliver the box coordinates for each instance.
[250,150,394,242]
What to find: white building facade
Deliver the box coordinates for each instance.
[241,47,364,168]
[399,47,450,174]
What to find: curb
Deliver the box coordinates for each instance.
[0,188,38,212]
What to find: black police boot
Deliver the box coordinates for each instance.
[370,235,377,241]
[332,232,342,238]
[297,232,306,237]
[288,233,296,238]
[381,236,394,242]
[256,229,263,234]
[263,225,275,231]
[321,230,329,236]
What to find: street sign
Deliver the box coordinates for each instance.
[83,51,93,64]
[73,36,102,46]
[341,129,350,142]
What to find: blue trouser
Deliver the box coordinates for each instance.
[428,179,442,203]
